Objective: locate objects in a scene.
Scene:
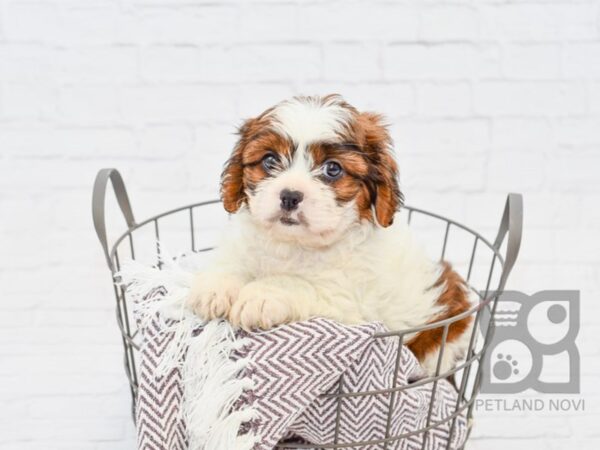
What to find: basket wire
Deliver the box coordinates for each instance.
[93,168,522,450]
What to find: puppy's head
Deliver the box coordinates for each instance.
[221,94,403,247]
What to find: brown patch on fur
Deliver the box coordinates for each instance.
[407,262,473,368]
[306,111,403,226]
[241,129,292,167]
[221,114,292,213]
[221,118,258,213]
[309,142,370,205]
[309,143,370,177]
[351,113,403,227]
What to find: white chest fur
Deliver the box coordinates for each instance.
[212,211,444,331]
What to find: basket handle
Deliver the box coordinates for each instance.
[493,193,523,289]
[92,168,136,270]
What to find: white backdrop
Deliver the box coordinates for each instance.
[1,0,599,448]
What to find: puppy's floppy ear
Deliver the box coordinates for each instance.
[221,118,257,213]
[359,112,403,227]
[374,148,403,227]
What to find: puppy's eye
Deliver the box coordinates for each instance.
[262,153,279,172]
[322,160,343,180]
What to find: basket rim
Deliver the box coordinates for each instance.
[109,200,504,272]
[108,199,504,337]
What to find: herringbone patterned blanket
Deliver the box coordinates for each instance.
[121,257,468,450]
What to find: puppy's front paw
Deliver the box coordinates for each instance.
[228,281,295,331]
[187,272,244,321]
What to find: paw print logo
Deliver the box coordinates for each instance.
[486,339,531,388]
[494,354,519,380]
[480,290,580,394]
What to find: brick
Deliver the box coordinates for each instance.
[130,161,189,191]
[304,83,415,118]
[237,84,296,118]
[590,82,600,114]
[552,229,600,263]
[236,44,321,82]
[474,81,585,116]
[504,44,561,79]
[485,150,545,191]
[0,400,27,422]
[415,82,471,117]
[562,43,600,79]
[0,126,55,157]
[481,3,600,42]
[556,118,600,148]
[1,353,122,379]
[58,46,138,83]
[137,6,237,44]
[2,126,137,162]
[384,44,501,80]
[557,3,600,40]
[143,45,259,83]
[569,414,600,438]
[299,4,419,41]
[141,46,203,82]
[0,159,126,192]
[420,5,479,41]
[480,4,559,42]
[0,44,58,82]
[491,118,555,151]
[0,325,121,348]
[1,82,56,120]
[582,195,600,228]
[95,439,137,450]
[0,441,96,450]
[9,417,127,441]
[546,154,600,192]
[514,193,581,229]
[463,192,522,230]
[139,125,193,159]
[57,86,119,124]
[0,231,55,271]
[238,4,300,42]
[192,123,238,157]
[142,44,320,84]
[187,151,224,192]
[323,43,381,82]
[402,153,487,192]
[0,310,32,328]
[2,2,60,42]
[57,127,138,158]
[0,192,55,233]
[59,4,134,45]
[120,85,236,122]
[27,395,130,421]
[395,119,489,156]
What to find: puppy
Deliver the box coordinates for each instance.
[188,95,472,375]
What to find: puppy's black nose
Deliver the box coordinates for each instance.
[280,189,304,211]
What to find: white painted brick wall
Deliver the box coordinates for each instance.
[1,0,599,448]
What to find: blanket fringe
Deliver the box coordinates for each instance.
[118,252,259,450]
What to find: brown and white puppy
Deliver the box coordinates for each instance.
[188,95,472,375]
